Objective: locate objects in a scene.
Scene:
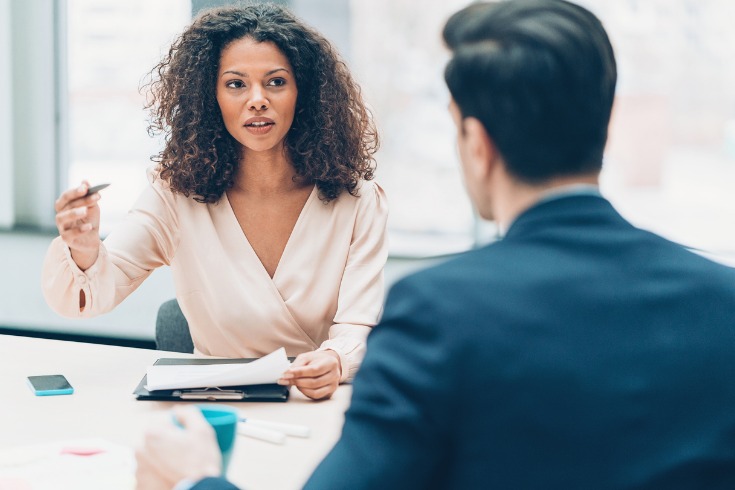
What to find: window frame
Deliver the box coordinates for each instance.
[4,0,67,232]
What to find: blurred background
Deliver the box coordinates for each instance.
[1,0,734,346]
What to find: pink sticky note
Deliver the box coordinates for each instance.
[60,446,106,456]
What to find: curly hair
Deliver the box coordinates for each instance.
[144,3,379,203]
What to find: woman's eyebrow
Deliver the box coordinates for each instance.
[265,67,290,76]
[221,70,248,78]
[221,68,290,78]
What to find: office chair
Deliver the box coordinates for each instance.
[155,298,194,353]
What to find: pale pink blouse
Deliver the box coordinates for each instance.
[42,171,388,382]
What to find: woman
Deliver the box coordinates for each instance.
[42,4,387,400]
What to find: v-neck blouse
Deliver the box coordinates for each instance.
[41,170,389,382]
[221,185,318,283]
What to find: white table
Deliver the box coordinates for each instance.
[0,335,351,489]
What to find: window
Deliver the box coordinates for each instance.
[66,0,191,235]
[582,0,735,257]
[349,0,483,256]
[352,0,735,258]
[0,0,12,229]
[60,0,735,258]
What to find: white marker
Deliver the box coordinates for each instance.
[237,422,287,445]
[240,417,311,438]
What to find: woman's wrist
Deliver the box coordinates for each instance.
[70,246,99,271]
[320,349,343,379]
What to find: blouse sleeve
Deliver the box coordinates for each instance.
[41,171,180,317]
[317,181,389,382]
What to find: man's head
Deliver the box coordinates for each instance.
[444,0,617,214]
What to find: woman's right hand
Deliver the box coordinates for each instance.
[54,181,103,270]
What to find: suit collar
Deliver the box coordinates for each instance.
[503,194,621,240]
[498,185,601,236]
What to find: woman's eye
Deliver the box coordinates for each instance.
[225,80,245,89]
[268,78,286,87]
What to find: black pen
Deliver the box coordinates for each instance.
[85,183,110,196]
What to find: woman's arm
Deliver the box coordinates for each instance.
[280,182,389,398]
[41,172,180,317]
[321,181,389,380]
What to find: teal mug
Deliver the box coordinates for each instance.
[198,405,238,475]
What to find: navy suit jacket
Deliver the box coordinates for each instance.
[197,195,735,490]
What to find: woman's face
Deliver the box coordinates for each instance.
[216,38,298,156]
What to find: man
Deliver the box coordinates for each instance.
[136,1,735,488]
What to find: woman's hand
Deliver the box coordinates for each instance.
[278,350,342,400]
[54,181,102,270]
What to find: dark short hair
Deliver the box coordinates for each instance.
[145,3,378,203]
[443,0,617,183]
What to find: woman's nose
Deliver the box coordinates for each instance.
[248,87,268,111]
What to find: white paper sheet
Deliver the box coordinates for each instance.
[144,347,291,391]
[0,438,135,490]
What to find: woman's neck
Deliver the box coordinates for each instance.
[233,147,304,195]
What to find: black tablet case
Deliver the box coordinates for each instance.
[133,357,290,402]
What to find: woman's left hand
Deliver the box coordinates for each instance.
[278,350,342,400]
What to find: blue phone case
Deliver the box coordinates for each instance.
[27,375,74,396]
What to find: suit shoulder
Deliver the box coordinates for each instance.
[638,228,735,279]
[388,244,507,301]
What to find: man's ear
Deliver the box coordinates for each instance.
[462,117,498,182]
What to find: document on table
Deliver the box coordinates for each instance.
[145,347,291,391]
[0,438,135,490]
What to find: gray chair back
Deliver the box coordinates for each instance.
[155,298,194,353]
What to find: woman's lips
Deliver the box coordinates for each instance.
[244,122,274,135]
[244,118,275,135]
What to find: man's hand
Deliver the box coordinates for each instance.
[278,350,342,400]
[135,406,222,490]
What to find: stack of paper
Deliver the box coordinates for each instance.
[145,347,291,391]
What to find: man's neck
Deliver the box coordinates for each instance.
[494,173,600,234]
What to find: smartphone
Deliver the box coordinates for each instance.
[85,183,110,196]
[26,374,74,396]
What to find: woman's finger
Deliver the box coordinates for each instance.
[62,223,94,240]
[56,206,88,230]
[57,192,102,216]
[289,371,335,390]
[297,384,336,401]
[54,183,90,212]
[284,351,339,377]
[63,221,94,234]
[280,351,341,401]
[286,360,332,378]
